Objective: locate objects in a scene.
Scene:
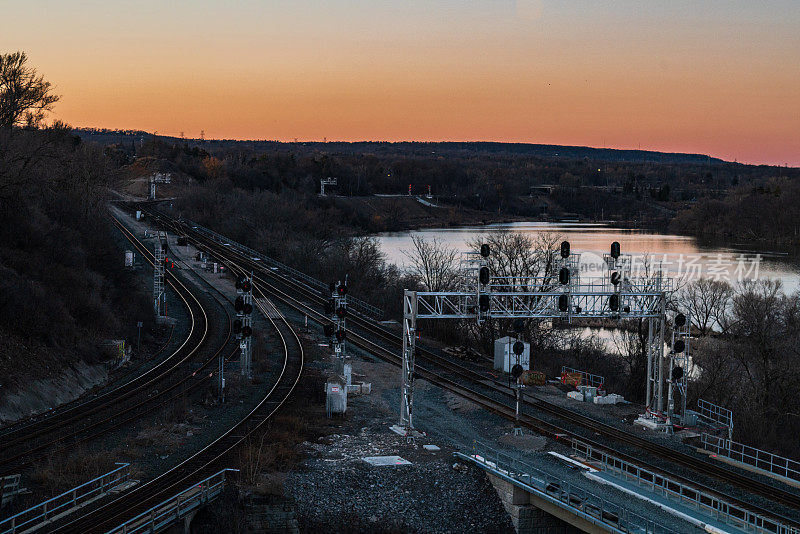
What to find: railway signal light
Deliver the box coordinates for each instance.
[480,244,490,258]
[560,240,570,258]
[558,294,569,312]
[479,267,490,285]
[479,294,490,312]
[513,341,525,356]
[336,306,347,318]
[559,267,570,285]
[673,340,685,353]
[675,313,686,327]
[671,366,684,380]
[335,329,346,342]
[610,241,621,259]
[609,294,620,311]
[610,271,621,286]
[234,296,252,314]
[337,282,347,295]
[241,325,252,337]
[240,279,251,292]
[511,364,524,379]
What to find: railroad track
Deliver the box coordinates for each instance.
[0,216,237,477]
[0,323,177,440]
[146,208,800,527]
[55,271,304,533]
[47,218,305,533]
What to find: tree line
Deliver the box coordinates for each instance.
[0,52,153,388]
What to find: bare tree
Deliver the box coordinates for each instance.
[466,230,561,353]
[728,279,789,416]
[403,235,462,291]
[0,51,59,128]
[679,278,733,335]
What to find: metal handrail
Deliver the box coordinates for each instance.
[105,469,238,534]
[561,366,605,389]
[701,433,800,483]
[458,441,676,534]
[573,440,799,534]
[697,399,733,439]
[1,463,130,534]
[181,218,383,319]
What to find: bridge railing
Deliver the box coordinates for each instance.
[105,469,238,534]
[573,440,799,534]
[457,441,676,534]
[701,433,800,484]
[1,463,131,534]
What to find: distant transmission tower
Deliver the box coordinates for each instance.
[320,177,337,197]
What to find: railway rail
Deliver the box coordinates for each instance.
[0,216,238,477]
[47,216,305,533]
[145,207,800,530]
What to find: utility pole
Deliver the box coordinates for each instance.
[509,337,526,436]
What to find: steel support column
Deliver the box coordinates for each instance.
[400,290,418,430]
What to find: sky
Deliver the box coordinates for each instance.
[4,1,799,165]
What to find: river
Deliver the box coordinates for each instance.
[375,222,800,294]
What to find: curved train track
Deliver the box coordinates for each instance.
[146,207,800,529]
[0,218,234,478]
[49,217,305,533]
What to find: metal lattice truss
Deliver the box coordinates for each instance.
[414,285,666,320]
[332,290,351,385]
[240,276,253,379]
[153,232,167,317]
[400,270,677,432]
[667,314,691,421]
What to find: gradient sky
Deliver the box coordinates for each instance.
[5,1,799,165]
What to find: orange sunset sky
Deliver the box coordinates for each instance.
[6,1,799,165]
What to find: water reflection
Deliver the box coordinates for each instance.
[376,222,800,293]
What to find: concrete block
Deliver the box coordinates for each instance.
[577,385,597,401]
[593,393,623,405]
[567,391,584,401]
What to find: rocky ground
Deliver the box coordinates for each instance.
[286,417,514,533]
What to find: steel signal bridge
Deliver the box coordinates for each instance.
[399,241,686,435]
